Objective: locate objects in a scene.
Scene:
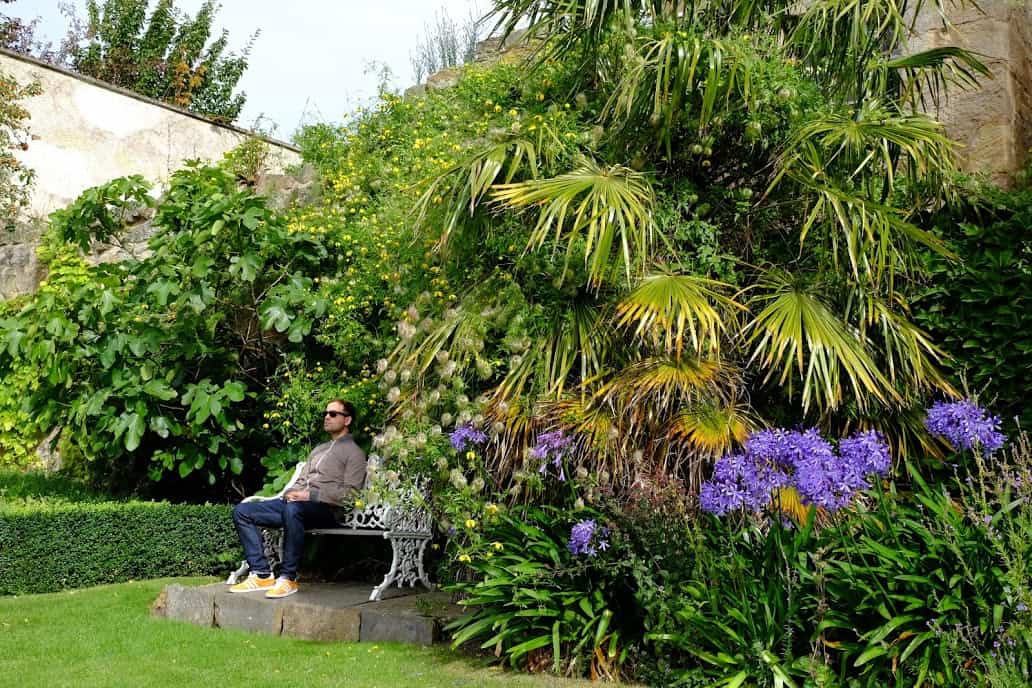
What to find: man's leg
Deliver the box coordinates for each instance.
[232,500,288,575]
[279,500,337,580]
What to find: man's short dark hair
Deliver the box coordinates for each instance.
[328,399,356,423]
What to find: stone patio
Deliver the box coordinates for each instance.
[151,581,462,645]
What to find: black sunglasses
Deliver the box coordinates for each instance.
[322,411,350,418]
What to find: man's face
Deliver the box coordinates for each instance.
[323,402,350,434]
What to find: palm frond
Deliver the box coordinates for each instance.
[775,102,959,208]
[788,0,981,102]
[875,46,992,111]
[413,135,541,249]
[597,355,727,415]
[668,399,758,459]
[615,270,741,356]
[847,287,956,396]
[602,32,752,155]
[744,271,895,412]
[544,301,611,396]
[484,0,664,67]
[491,157,659,285]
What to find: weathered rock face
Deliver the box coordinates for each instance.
[910,1,1032,186]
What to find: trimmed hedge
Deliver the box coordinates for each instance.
[0,500,241,595]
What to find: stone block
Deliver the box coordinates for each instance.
[281,602,361,642]
[160,584,215,627]
[214,592,284,634]
[360,607,436,646]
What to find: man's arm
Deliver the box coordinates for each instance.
[307,442,366,506]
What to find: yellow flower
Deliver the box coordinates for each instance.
[466,450,476,460]
[492,541,504,551]
[484,503,499,515]
[465,519,477,529]
[354,499,364,509]
[458,553,472,563]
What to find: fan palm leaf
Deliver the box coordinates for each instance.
[597,355,728,418]
[615,270,741,356]
[544,300,611,397]
[874,47,992,111]
[667,399,758,459]
[413,135,541,249]
[775,102,958,207]
[491,157,659,285]
[603,32,752,154]
[847,286,955,396]
[745,271,895,412]
[788,0,983,103]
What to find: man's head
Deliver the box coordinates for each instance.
[323,399,355,438]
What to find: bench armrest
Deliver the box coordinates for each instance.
[241,461,306,503]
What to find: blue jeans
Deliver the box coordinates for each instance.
[232,499,338,580]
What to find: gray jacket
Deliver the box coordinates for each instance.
[289,435,367,507]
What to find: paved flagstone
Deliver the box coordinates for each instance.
[152,581,461,645]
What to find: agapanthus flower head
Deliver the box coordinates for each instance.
[700,427,893,517]
[449,423,488,451]
[568,519,610,557]
[925,399,1006,454]
[533,429,573,481]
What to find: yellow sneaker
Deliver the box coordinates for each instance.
[228,573,275,593]
[265,577,299,599]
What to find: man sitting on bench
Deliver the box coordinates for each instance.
[229,399,367,599]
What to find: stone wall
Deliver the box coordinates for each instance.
[910,0,1032,185]
[0,48,303,298]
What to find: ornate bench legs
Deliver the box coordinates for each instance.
[225,528,283,584]
[369,533,434,601]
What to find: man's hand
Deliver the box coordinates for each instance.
[284,490,310,502]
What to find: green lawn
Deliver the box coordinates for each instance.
[0,578,596,688]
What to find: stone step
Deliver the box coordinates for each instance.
[151,581,462,645]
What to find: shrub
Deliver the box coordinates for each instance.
[813,471,1007,687]
[915,173,1032,434]
[0,500,239,595]
[445,505,628,680]
[0,469,104,503]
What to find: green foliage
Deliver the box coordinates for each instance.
[914,175,1032,433]
[815,472,1008,686]
[0,468,104,503]
[445,506,627,679]
[0,499,239,594]
[639,514,826,688]
[71,0,254,121]
[0,166,331,488]
[0,69,40,228]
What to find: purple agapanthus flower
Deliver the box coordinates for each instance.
[449,423,488,451]
[700,428,892,516]
[925,399,1007,454]
[532,430,573,481]
[568,519,610,557]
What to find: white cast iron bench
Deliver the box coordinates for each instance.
[225,461,434,601]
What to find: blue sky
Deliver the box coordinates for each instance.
[14,0,484,138]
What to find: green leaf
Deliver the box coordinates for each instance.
[222,381,246,402]
[142,379,177,401]
[123,412,146,452]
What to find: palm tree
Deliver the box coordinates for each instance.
[388,0,985,491]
